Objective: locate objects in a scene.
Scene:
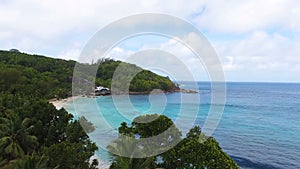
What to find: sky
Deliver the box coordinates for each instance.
[1,0,300,82]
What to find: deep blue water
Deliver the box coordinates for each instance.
[66,82,300,169]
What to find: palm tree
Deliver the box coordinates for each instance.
[0,115,38,161]
[107,136,156,169]
[6,154,50,169]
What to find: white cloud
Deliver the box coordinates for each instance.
[106,47,135,61]
[57,48,81,61]
[222,56,241,71]
[212,30,300,81]
[0,0,204,39]
[221,31,300,71]
[107,29,300,82]
[1,0,300,82]
[194,0,300,33]
[105,34,211,81]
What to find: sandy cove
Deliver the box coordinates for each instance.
[48,96,77,110]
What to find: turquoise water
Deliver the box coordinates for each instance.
[65,82,300,169]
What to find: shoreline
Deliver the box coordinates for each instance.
[49,88,199,110]
[48,96,79,110]
[48,88,198,110]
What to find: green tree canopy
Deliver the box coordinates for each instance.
[109,114,239,169]
[0,51,178,99]
[0,93,98,169]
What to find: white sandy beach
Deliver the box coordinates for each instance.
[49,96,77,110]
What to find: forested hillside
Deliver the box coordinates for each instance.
[96,59,177,93]
[0,50,75,99]
[0,50,177,99]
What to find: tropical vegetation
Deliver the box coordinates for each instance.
[0,50,177,99]
[0,50,238,168]
[108,114,239,169]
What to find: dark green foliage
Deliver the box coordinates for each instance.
[109,115,239,169]
[160,126,239,169]
[5,154,49,169]
[109,155,156,169]
[0,51,177,99]
[129,70,175,92]
[95,59,177,93]
[0,51,74,99]
[44,141,98,169]
[0,115,38,160]
[10,97,74,147]
[108,114,181,169]
[0,93,98,169]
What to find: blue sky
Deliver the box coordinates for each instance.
[1,0,300,82]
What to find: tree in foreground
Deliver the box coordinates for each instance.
[6,154,48,169]
[108,114,239,169]
[0,115,37,161]
[0,94,98,169]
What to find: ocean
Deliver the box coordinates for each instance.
[65,82,300,169]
